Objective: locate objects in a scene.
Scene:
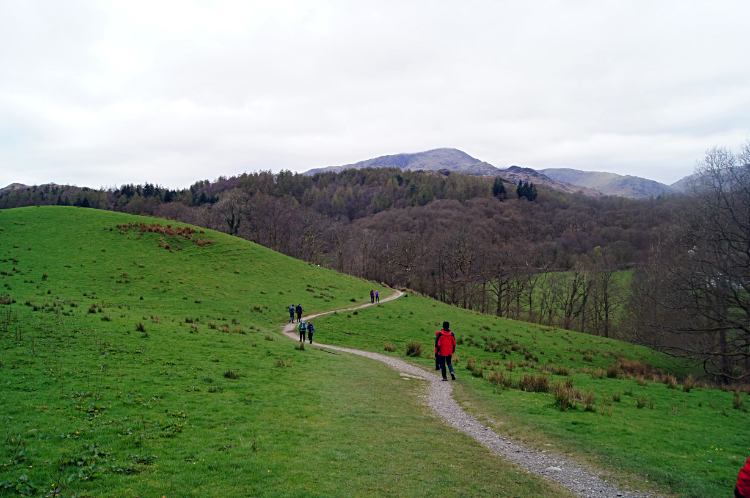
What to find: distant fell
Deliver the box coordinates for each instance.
[669,174,694,193]
[540,168,679,199]
[304,148,503,177]
[501,166,602,197]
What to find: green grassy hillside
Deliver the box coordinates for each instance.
[0,207,573,498]
[314,292,750,498]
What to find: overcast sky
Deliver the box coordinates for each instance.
[1,0,748,189]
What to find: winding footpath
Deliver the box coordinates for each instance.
[282,291,656,498]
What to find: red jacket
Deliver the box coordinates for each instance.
[738,457,750,497]
[435,330,456,357]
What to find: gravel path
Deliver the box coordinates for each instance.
[282,291,655,498]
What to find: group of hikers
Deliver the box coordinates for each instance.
[289,303,315,343]
[369,290,379,303]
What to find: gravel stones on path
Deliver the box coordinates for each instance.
[282,293,655,498]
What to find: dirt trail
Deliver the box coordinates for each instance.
[281,290,655,498]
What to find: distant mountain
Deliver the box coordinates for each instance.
[304,148,503,177]
[539,168,678,199]
[669,174,694,193]
[501,166,602,198]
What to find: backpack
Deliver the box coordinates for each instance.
[298,322,306,332]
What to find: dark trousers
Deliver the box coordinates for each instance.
[289,312,294,322]
[435,354,441,370]
[308,332,314,344]
[296,312,302,322]
[299,330,306,341]
[437,354,454,379]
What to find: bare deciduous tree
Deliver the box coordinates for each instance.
[631,141,750,380]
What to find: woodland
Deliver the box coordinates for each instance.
[2,142,749,382]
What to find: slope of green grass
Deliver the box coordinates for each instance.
[313,291,750,498]
[0,207,572,498]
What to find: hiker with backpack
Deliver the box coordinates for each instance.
[736,456,750,498]
[307,321,315,344]
[296,303,303,323]
[297,321,307,342]
[370,290,374,303]
[435,328,442,371]
[288,305,295,323]
[435,321,457,381]
[375,291,379,303]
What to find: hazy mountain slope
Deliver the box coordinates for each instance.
[541,168,675,198]
[670,174,694,193]
[501,166,602,197]
[305,148,502,176]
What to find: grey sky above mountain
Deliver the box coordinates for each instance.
[1,1,749,189]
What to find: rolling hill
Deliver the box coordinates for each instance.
[539,168,681,198]
[0,206,744,498]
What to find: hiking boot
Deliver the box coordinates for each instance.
[451,373,456,380]
[442,378,449,381]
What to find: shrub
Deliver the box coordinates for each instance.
[552,381,578,411]
[384,343,396,352]
[519,373,549,393]
[405,341,423,357]
[487,370,505,386]
[682,375,695,393]
[606,364,620,378]
[582,391,596,411]
[664,374,677,389]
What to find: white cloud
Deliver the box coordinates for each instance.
[1,0,749,188]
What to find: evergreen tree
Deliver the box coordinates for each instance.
[492,177,506,200]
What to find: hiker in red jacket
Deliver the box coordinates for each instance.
[434,329,442,371]
[737,456,750,498]
[435,321,456,381]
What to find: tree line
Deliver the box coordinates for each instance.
[4,159,747,381]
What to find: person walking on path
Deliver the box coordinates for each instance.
[307,321,315,344]
[288,305,295,323]
[295,303,303,323]
[370,290,375,303]
[736,456,750,498]
[435,321,456,381]
[297,321,307,342]
[375,291,379,303]
[434,329,442,371]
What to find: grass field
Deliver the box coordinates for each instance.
[313,291,750,498]
[0,206,574,497]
